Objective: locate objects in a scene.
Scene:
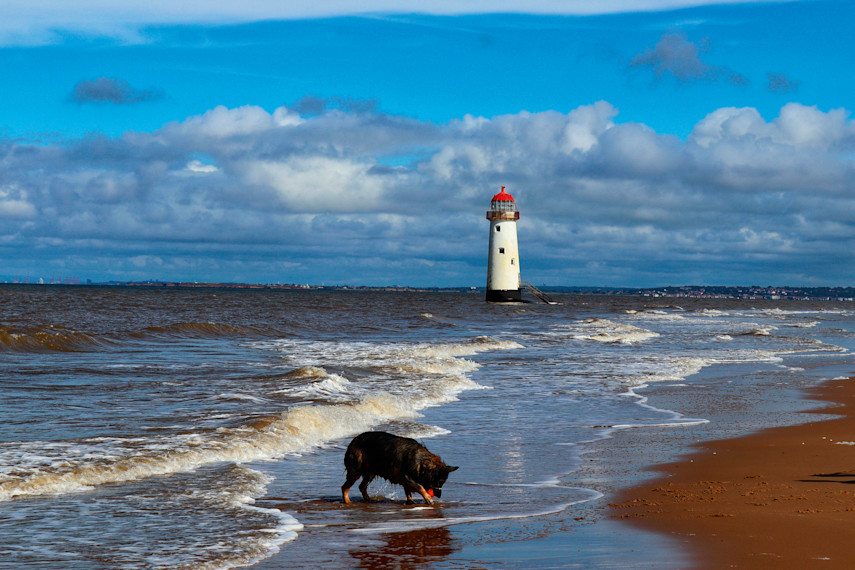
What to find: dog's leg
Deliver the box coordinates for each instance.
[403,485,415,504]
[358,474,375,501]
[416,486,434,505]
[342,471,360,504]
[402,475,434,505]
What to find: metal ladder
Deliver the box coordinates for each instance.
[520,281,557,304]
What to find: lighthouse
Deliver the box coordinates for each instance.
[485,186,522,302]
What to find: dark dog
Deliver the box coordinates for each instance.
[341,431,458,505]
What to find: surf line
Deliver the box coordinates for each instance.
[0,339,521,501]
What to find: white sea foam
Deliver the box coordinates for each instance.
[760,308,850,317]
[349,486,603,535]
[572,318,660,344]
[395,423,452,440]
[788,321,820,328]
[628,310,686,321]
[180,466,304,570]
[257,337,521,378]
[274,369,357,402]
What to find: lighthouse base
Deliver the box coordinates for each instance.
[486,289,523,303]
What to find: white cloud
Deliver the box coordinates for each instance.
[166,105,296,139]
[186,160,219,174]
[0,186,37,219]
[690,106,767,148]
[691,104,855,151]
[242,156,391,212]
[562,101,617,154]
[0,199,36,219]
[773,103,852,150]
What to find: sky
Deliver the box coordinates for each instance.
[2,0,854,287]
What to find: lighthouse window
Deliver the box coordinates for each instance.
[511,258,515,265]
[496,225,501,232]
[499,248,505,254]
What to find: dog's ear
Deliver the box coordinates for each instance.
[446,465,459,472]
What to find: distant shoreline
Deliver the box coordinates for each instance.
[0,281,480,293]
[2,281,855,301]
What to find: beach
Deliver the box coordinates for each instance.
[613,376,855,568]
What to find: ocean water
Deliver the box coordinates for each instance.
[2,285,854,568]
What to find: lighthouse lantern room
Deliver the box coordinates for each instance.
[485,186,522,302]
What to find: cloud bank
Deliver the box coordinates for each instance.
[3,100,855,286]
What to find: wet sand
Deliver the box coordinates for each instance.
[612,376,855,568]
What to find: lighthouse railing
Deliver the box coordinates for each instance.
[486,211,520,220]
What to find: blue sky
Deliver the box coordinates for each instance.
[2,0,855,287]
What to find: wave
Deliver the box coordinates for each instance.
[281,366,329,379]
[274,367,357,403]
[786,321,820,328]
[136,322,268,339]
[0,389,457,502]
[0,326,109,353]
[573,319,660,344]
[625,309,685,321]
[0,320,269,353]
[257,336,522,382]
[757,308,851,317]
[739,325,777,336]
[418,313,456,327]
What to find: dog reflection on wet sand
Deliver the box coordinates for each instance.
[342,431,458,505]
[350,526,455,567]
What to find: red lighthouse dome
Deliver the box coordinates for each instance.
[491,185,514,203]
[487,186,519,219]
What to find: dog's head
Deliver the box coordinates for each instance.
[423,462,459,498]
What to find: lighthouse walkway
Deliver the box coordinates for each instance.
[521,281,558,304]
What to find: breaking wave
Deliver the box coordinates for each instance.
[0,393,436,501]
[274,367,357,403]
[573,318,660,344]
[0,336,518,502]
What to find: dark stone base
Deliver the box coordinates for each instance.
[486,289,523,303]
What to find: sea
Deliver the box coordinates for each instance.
[2,285,855,568]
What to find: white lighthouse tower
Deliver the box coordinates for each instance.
[485,186,522,302]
